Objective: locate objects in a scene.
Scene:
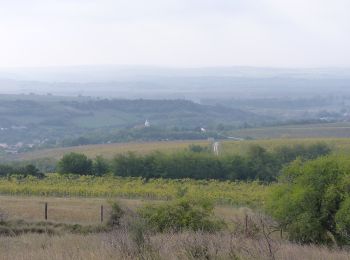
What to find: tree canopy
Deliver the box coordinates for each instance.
[267,156,350,245]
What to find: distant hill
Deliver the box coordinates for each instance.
[1,66,350,99]
[0,95,267,147]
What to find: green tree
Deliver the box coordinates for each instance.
[58,153,93,175]
[92,156,110,176]
[17,164,44,178]
[246,145,280,181]
[267,156,350,245]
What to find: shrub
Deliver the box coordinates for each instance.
[188,144,210,153]
[16,164,45,178]
[0,164,44,178]
[335,196,350,242]
[107,201,124,227]
[273,142,331,164]
[138,198,225,232]
[267,156,350,245]
[0,165,14,177]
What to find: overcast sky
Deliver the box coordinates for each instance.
[0,0,349,68]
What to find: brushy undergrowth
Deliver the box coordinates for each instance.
[0,219,109,236]
[138,198,226,233]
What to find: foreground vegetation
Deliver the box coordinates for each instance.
[268,156,350,245]
[1,232,349,260]
[0,196,349,260]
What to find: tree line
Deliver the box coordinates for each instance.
[0,142,331,181]
[55,142,331,182]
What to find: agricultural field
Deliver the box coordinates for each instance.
[227,122,350,139]
[13,137,350,162]
[0,175,268,207]
[220,137,350,155]
[14,140,210,161]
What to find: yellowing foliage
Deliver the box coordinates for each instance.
[0,175,269,207]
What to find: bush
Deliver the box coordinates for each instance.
[58,153,93,175]
[16,164,45,178]
[107,201,124,227]
[0,164,44,178]
[273,142,331,164]
[0,165,14,177]
[138,198,225,232]
[188,144,210,153]
[267,156,350,245]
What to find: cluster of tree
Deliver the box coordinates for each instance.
[57,153,109,176]
[267,156,350,245]
[54,143,330,181]
[0,164,44,178]
[111,143,331,182]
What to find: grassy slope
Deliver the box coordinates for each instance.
[13,137,350,161]
[220,137,350,155]
[227,122,350,139]
[14,140,210,160]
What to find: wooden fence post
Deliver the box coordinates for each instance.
[44,202,48,220]
[245,214,248,235]
[100,205,104,223]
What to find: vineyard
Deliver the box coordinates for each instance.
[0,174,269,207]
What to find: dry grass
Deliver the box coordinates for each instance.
[0,195,349,259]
[0,232,348,260]
[0,195,143,224]
[0,195,241,224]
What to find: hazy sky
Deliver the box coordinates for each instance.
[1,0,350,68]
